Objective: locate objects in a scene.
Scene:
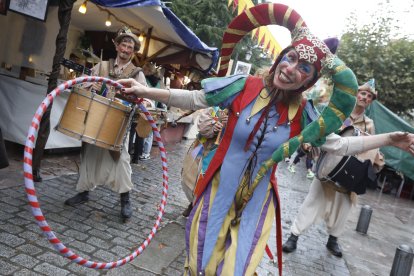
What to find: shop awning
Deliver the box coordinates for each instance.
[71,0,219,73]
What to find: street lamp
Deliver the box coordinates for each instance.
[78,0,88,14]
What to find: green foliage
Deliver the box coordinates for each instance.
[337,2,414,118]
[169,0,233,49]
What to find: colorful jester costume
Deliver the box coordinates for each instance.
[180,3,358,275]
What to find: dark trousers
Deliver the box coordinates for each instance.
[0,128,9,169]
[293,148,313,169]
[129,122,144,162]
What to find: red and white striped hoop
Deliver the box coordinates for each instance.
[23,76,169,269]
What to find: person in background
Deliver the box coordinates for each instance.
[116,4,414,274]
[64,26,146,221]
[140,63,162,161]
[344,78,384,183]
[129,97,155,163]
[130,63,166,162]
[288,143,318,179]
[282,79,382,257]
[181,107,228,217]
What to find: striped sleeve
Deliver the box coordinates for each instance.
[202,75,247,107]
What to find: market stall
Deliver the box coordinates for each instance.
[0,0,218,148]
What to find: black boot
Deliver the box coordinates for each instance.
[182,202,193,218]
[64,191,89,206]
[120,192,132,220]
[326,235,342,257]
[282,233,298,253]
[33,169,42,182]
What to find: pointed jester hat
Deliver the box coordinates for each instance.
[359,78,377,99]
[218,3,358,170]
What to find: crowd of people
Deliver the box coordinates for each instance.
[20,2,414,275]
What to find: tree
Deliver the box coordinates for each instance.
[337,3,414,119]
[169,0,233,49]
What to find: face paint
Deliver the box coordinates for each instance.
[280,52,314,79]
[273,50,316,91]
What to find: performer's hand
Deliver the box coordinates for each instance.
[389,131,414,155]
[90,82,102,93]
[117,78,148,98]
[213,121,223,134]
[219,114,228,126]
[142,99,152,108]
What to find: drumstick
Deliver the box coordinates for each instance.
[171,110,196,127]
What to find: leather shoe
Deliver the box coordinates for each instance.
[64,191,89,206]
[282,233,298,253]
[182,203,193,218]
[120,192,132,219]
[326,235,342,257]
[33,169,42,182]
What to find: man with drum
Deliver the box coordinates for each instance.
[282,78,381,257]
[64,26,147,221]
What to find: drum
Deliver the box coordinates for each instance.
[315,126,375,195]
[56,87,132,151]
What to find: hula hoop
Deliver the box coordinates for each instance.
[23,76,169,269]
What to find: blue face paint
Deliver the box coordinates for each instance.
[298,63,312,75]
[281,51,313,78]
[281,54,290,63]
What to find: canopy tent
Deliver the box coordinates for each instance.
[366,101,414,181]
[70,0,219,73]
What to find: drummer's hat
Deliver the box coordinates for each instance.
[358,79,377,99]
[114,26,140,51]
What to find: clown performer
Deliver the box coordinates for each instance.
[117,4,414,275]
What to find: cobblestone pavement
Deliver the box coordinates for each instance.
[0,140,413,275]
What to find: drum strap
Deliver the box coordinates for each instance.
[320,180,349,194]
